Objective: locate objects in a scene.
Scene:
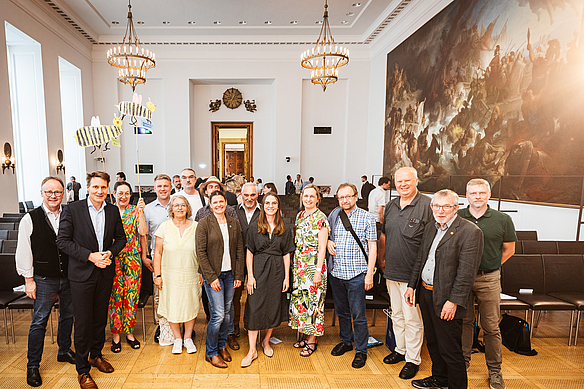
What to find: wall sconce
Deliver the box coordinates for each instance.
[56,149,65,174]
[2,142,15,174]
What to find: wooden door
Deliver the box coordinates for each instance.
[225,151,245,176]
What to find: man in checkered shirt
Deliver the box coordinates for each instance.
[327,183,377,369]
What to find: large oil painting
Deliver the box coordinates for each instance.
[383,0,584,205]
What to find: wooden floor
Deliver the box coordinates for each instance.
[1,306,584,389]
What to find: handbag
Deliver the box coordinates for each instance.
[499,314,537,356]
[157,317,175,347]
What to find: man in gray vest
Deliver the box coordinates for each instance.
[16,177,75,387]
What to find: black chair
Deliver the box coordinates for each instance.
[516,231,538,241]
[7,230,17,240]
[19,202,26,213]
[499,267,535,320]
[522,240,558,254]
[3,213,24,219]
[557,241,584,255]
[0,232,7,240]
[0,253,26,343]
[25,201,34,212]
[137,263,153,342]
[0,222,16,230]
[1,240,17,254]
[501,254,576,344]
[543,254,584,346]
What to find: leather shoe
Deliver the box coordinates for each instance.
[89,356,114,373]
[331,342,353,356]
[233,324,240,338]
[154,325,160,343]
[218,348,232,362]
[27,367,42,387]
[78,373,97,389]
[411,376,448,389]
[383,351,405,364]
[399,362,419,379]
[57,349,76,364]
[352,352,367,369]
[227,334,240,350]
[205,355,228,368]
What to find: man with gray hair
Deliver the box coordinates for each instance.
[405,189,483,389]
[381,167,432,380]
[459,178,516,389]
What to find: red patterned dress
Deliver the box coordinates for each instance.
[109,204,142,334]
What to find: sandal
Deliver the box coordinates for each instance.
[293,338,308,349]
[300,342,317,357]
[111,339,121,353]
[126,336,141,349]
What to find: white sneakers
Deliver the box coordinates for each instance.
[172,338,197,354]
[184,338,197,354]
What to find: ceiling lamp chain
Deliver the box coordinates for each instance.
[106,0,155,91]
[300,0,349,91]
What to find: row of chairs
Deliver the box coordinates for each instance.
[18,201,34,214]
[501,254,584,345]
[0,240,17,253]
[515,240,584,255]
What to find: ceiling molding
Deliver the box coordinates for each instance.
[41,0,97,43]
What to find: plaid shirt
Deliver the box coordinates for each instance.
[330,206,376,280]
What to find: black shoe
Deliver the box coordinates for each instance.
[352,352,367,369]
[383,351,405,364]
[331,342,353,356]
[399,362,419,380]
[57,349,76,364]
[27,367,42,387]
[192,329,196,340]
[154,325,160,343]
[411,376,448,389]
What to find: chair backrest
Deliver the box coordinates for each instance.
[7,230,17,240]
[501,254,544,294]
[25,201,34,212]
[140,263,153,296]
[0,222,16,230]
[19,202,26,213]
[1,240,17,253]
[557,241,584,255]
[543,254,584,293]
[514,241,523,254]
[3,213,24,219]
[516,231,538,240]
[522,240,558,254]
[0,253,24,291]
[0,231,7,240]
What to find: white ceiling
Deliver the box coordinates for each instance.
[42,0,414,44]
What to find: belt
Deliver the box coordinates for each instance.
[477,268,499,276]
[422,281,433,291]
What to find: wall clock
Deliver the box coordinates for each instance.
[223,87,243,109]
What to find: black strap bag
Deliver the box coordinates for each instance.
[499,314,538,356]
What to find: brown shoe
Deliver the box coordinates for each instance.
[89,356,114,373]
[205,355,228,368]
[227,334,240,350]
[78,373,97,389]
[218,348,232,362]
[233,324,240,338]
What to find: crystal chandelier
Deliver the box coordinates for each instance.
[106,0,155,91]
[300,0,349,91]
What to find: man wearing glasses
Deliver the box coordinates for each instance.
[327,183,377,369]
[405,189,483,389]
[173,168,204,217]
[16,177,76,387]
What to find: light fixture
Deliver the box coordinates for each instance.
[106,0,156,91]
[2,142,15,174]
[264,20,272,25]
[300,0,349,91]
[56,149,65,174]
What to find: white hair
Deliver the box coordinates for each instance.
[432,189,459,205]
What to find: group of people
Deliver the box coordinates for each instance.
[15,165,515,389]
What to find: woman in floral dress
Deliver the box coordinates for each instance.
[289,184,330,357]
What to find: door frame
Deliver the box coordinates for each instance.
[211,121,253,181]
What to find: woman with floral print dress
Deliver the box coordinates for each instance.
[289,184,329,357]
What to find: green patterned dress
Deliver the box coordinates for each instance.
[289,209,329,336]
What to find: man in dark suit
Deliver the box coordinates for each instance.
[57,171,127,389]
[234,182,261,337]
[405,189,483,389]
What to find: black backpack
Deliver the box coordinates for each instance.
[499,314,538,356]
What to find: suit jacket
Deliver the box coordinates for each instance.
[408,216,483,319]
[57,199,127,283]
[195,214,245,283]
[236,206,261,247]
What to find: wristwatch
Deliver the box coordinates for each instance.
[154,274,161,279]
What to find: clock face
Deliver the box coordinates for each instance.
[223,88,243,109]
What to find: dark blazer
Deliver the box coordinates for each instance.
[57,199,127,283]
[236,206,261,247]
[408,216,483,319]
[196,214,245,283]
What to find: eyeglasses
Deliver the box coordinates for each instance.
[338,194,356,201]
[181,175,195,180]
[431,204,456,211]
[173,204,187,208]
[43,190,64,197]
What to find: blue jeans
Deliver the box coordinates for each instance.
[203,271,234,358]
[27,275,74,368]
[329,272,369,354]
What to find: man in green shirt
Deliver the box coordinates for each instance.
[458,178,517,389]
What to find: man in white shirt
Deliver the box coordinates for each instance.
[368,176,390,271]
[16,177,75,387]
[143,174,172,343]
[173,168,204,216]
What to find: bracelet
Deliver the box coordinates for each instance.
[154,274,161,278]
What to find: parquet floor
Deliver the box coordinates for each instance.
[1,305,583,389]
